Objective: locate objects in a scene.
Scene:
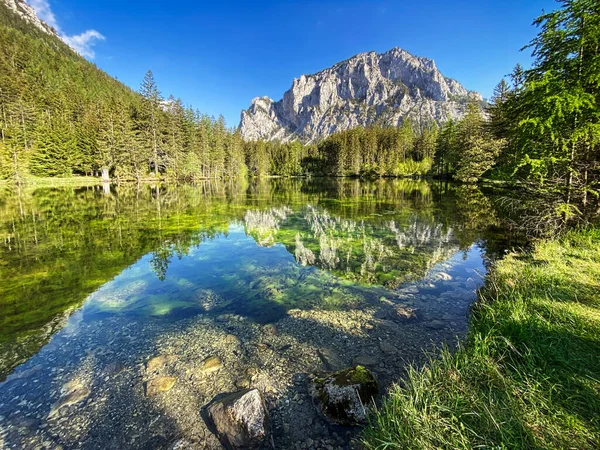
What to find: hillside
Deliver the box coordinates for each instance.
[0,0,244,182]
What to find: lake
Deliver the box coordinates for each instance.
[0,179,524,449]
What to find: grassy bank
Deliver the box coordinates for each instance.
[363,228,600,449]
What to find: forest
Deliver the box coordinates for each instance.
[0,0,598,210]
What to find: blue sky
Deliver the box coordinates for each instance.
[31,0,558,128]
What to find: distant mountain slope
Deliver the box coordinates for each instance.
[2,0,59,37]
[239,48,483,143]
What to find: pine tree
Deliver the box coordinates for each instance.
[454,103,504,182]
[139,70,163,176]
[512,0,600,190]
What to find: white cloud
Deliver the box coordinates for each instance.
[63,30,105,59]
[28,0,59,29]
[27,0,105,59]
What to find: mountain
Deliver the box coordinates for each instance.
[239,48,483,143]
[2,0,58,37]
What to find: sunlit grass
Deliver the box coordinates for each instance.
[362,228,600,449]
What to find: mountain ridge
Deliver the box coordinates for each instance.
[3,0,58,37]
[239,47,483,143]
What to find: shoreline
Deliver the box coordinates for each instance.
[362,227,600,449]
[0,174,519,188]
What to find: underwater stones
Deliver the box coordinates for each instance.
[352,355,379,367]
[205,388,270,449]
[168,439,196,450]
[425,320,445,330]
[398,285,419,294]
[310,366,378,426]
[263,324,278,336]
[48,383,90,418]
[379,341,397,354]
[102,361,125,378]
[224,334,241,347]
[146,376,176,395]
[194,289,232,312]
[387,305,418,322]
[146,354,176,372]
[317,348,345,371]
[200,356,223,375]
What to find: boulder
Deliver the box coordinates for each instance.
[317,347,345,371]
[146,376,176,395]
[48,385,90,418]
[352,355,379,367]
[310,366,378,426]
[379,341,397,354]
[388,305,418,322]
[199,356,223,375]
[205,388,270,449]
[147,354,176,372]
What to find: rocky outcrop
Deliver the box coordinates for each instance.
[205,388,270,449]
[240,47,482,143]
[310,366,378,426]
[2,0,59,37]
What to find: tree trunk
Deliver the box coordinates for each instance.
[101,167,110,183]
[153,129,159,176]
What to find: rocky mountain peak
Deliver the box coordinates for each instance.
[240,47,482,143]
[2,0,59,37]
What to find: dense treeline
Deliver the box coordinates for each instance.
[487,0,599,198]
[305,0,600,200]
[0,0,598,204]
[0,3,244,182]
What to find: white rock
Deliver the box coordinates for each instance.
[3,0,59,37]
[206,388,270,449]
[240,47,483,143]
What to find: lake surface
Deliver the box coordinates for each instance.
[0,179,524,449]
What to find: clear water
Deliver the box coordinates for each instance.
[0,179,525,449]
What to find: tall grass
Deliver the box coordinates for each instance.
[362,228,600,449]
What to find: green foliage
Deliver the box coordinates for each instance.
[362,228,600,449]
[0,4,246,181]
[454,103,504,182]
[490,0,600,193]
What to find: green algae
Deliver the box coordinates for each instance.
[0,179,514,379]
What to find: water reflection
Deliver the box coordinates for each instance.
[0,179,521,380]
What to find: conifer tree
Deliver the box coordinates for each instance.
[139,70,163,176]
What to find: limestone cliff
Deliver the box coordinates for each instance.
[240,48,482,143]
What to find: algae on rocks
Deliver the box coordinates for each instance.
[310,365,379,426]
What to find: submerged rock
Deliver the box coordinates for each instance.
[205,388,270,449]
[310,366,378,426]
[352,355,379,367]
[379,341,397,354]
[224,334,241,347]
[48,384,90,418]
[425,319,445,330]
[146,376,176,395]
[199,356,223,375]
[317,347,345,371]
[386,305,418,322]
[147,354,177,372]
[262,323,278,336]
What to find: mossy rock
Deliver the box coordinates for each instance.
[310,365,378,426]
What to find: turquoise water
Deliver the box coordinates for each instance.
[0,179,527,449]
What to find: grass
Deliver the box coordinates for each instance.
[362,228,600,449]
[0,175,102,186]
